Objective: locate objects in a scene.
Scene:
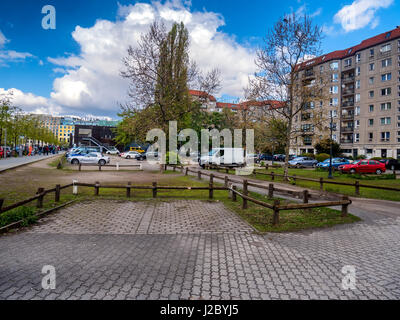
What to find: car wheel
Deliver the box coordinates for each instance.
[376,169,382,175]
[71,159,79,165]
[350,169,356,174]
[126,156,130,159]
[296,164,301,168]
[391,165,395,171]
[312,164,317,168]
[99,160,106,166]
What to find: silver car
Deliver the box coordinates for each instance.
[68,152,110,166]
[288,157,318,168]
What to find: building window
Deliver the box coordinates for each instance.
[356,80,361,89]
[382,73,392,81]
[382,58,392,67]
[369,77,374,85]
[330,61,339,70]
[381,132,390,142]
[380,117,391,125]
[354,133,360,142]
[329,98,338,106]
[369,63,375,71]
[369,105,374,112]
[303,136,312,146]
[368,133,373,142]
[331,73,338,82]
[369,90,374,98]
[381,88,392,96]
[381,102,391,110]
[366,148,373,154]
[330,86,338,94]
[355,93,360,102]
[345,58,352,67]
[381,44,392,53]
[370,49,374,57]
[355,120,360,128]
[356,67,361,76]
[356,53,361,63]
[355,106,360,115]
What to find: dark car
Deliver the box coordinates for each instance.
[273,154,285,162]
[379,159,400,171]
[258,154,273,161]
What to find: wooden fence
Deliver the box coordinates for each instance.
[72,163,142,171]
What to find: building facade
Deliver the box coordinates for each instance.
[294,27,400,159]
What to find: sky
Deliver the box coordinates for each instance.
[0,0,399,119]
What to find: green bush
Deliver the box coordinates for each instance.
[355,155,366,160]
[300,153,315,159]
[165,151,181,165]
[0,206,37,228]
[370,157,382,161]
[315,153,330,163]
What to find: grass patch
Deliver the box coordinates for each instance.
[0,206,38,228]
[48,155,66,169]
[217,167,400,202]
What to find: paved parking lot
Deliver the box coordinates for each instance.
[0,200,399,300]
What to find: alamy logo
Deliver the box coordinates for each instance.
[341,265,356,290]
[41,5,56,30]
[41,265,56,290]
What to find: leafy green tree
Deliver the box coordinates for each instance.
[315,138,342,157]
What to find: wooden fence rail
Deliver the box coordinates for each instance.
[75,163,142,171]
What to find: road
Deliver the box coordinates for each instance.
[0,154,60,172]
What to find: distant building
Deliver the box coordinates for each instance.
[189,90,217,112]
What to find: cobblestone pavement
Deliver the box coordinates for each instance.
[0,200,399,300]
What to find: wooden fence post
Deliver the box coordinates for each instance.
[355,180,360,196]
[319,178,324,192]
[152,182,157,198]
[268,183,274,199]
[225,168,229,174]
[55,184,60,202]
[341,195,349,217]
[198,170,201,180]
[173,166,176,172]
[265,164,269,171]
[293,174,297,185]
[185,167,188,176]
[242,180,248,209]
[271,172,275,181]
[36,187,44,208]
[209,174,214,199]
[232,185,237,202]
[224,176,229,188]
[79,163,81,171]
[99,164,102,171]
[0,199,4,211]
[126,182,131,198]
[303,190,309,204]
[94,182,99,196]
[273,199,280,225]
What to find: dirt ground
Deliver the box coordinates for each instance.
[0,155,183,205]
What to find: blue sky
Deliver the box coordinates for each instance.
[0,0,399,118]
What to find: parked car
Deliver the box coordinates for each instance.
[199,148,245,169]
[144,151,159,160]
[246,153,258,164]
[317,158,351,169]
[258,154,274,162]
[288,157,318,168]
[339,160,386,174]
[129,147,145,153]
[105,147,120,155]
[379,159,400,171]
[273,154,285,162]
[67,152,110,166]
[120,151,142,160]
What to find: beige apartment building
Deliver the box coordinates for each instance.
[294,27,400,159]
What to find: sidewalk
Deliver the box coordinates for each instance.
[0,154,59,172]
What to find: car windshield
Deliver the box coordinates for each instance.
[353,160,361,165]
[209,150,218,156]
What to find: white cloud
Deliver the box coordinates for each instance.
[334,0,394,32]
[0,30,9,47]
[0,88,62,115]
[45,1,256,116]
[0,30,34,66]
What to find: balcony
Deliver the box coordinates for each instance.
[342,89,355,96]
[341,127,354,132]
[341,114,354,120]
[342,101,355,107]
[341,75,355,83]
[303,71,315,79]
[341,139,354,144]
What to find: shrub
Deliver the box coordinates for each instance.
[315,153,330,163]
[300,153,315,159]
[165,151,181,165]
[355,155,366,160]
[0,206,37,228]
[370,157,382,161]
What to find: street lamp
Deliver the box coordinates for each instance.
[328,112,334,179]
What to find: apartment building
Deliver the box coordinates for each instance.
[294,27,400,159]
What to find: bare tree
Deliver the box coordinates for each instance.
[248,13,327,180]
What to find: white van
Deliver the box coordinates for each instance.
[199,148,245,168]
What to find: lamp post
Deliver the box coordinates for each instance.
[328,112,333,179]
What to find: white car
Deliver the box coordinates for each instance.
[120,151,141,159]
[68,152,110,166]
[105,147,120,155]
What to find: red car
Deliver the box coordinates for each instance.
[339,160,386,174]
